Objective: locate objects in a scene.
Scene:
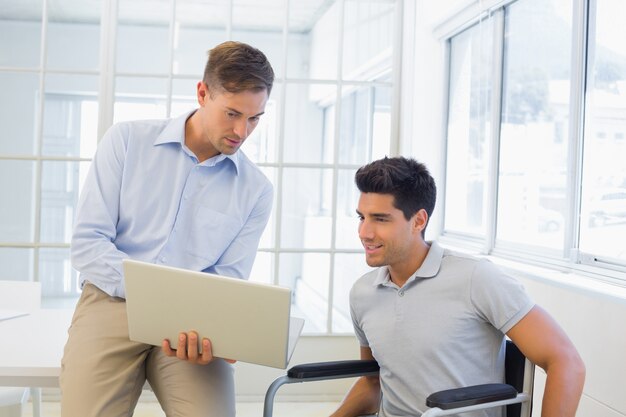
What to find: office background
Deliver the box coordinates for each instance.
[0,0,624,416]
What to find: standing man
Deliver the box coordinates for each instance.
[62,41,274,417]
[330,156,585,417]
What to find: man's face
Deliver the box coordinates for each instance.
[356,192,418,269]
[195,82,268,156]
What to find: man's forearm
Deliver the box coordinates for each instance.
[330,376,380,417]
[540,358,585,416]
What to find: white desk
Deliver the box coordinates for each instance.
[0,309,73,387]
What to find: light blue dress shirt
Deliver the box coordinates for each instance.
[71,110,273,298]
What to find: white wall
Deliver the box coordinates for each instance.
[506,266,626,417]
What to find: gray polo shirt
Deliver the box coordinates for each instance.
[350,241,534,417]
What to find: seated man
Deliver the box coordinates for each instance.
[330,156,585,417]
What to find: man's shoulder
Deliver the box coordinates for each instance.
[439,247,515,288]
[440,246,488,270]
[119,118,171,137]
[235,151,273,188]
[103,118,170,144]
[350,268,381,294]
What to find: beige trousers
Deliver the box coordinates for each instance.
[59,283,235,417]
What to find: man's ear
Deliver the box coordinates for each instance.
[197,81,208,105]
[413,209,429,234]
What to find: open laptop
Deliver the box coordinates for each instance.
[123,259,305,369]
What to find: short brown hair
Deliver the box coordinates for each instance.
[355,156,437,237]
[203,41,274,97]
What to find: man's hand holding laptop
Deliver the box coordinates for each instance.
[162,331,237,365]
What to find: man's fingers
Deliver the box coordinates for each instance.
[199,338,213,365]
[176,333,187,360]
[162,339,175,356]
[187,331,199,361]
[165,332,216,365]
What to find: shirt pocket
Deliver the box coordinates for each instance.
[186,207,243,264]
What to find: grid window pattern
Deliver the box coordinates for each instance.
[0,0,400,333]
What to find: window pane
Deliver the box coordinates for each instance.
[287,0,336,79]
[285,33,310,80]
[114,77,168,123]
[305,0,339,80]
[372,85,392,160]
[173,0,228,76]
[0,248,34,281]
[444,20,493,236]
[497,0,572,250]
[335,169,361,250]
[170,77,197,117]
[0,72,40,155]
[279,252,329,333]
[40,161,90,244]
[0,7,43,68]
[339,86,374,165]
[43,74,99,158]
[0,160,36,242]
[249,251,274,285]
[46,2,101,71]
[39,247,79,298]
[342,0,395,81]
[281,168,333,249]
[579,0,626,263]
[332,253,373,333]
[116,0,170,74]
[283,83,335,164]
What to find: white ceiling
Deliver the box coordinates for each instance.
[0,0,336,32]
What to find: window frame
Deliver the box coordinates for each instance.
[437,0,626,284]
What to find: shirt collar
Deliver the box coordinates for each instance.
[372,241,444,287]
[153,109,240,174]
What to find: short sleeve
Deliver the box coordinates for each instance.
[349,283,370,347]
[469,259,535,333]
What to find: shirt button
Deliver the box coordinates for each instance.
[399,291,404,297]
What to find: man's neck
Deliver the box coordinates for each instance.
[184,111,219,163]
[388,240,431,288]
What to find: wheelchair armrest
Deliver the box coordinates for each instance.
[287,360,380,380]
[264,361,379,417]
[426,383,518,410]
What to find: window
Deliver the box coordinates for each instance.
[579,0,626,265]
[444,18,494,238]
[0,1,102,304]
[0,0,401,333]
[497,0,572,252]
[441,0,626,279]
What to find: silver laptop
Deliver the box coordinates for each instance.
[123,259,305,369]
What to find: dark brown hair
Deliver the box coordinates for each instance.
[355,156,437,236]
[203,41,274,97]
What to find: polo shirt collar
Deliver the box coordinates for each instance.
[372,241,444,287]
[153,109,240,174]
